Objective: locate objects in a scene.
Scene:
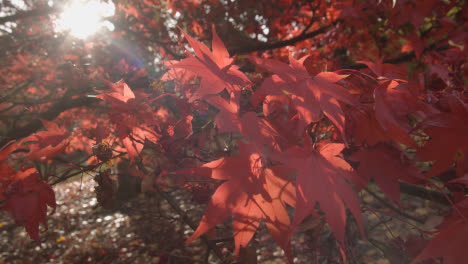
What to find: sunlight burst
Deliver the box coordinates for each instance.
[54,0,115,39]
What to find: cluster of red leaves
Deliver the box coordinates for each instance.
[20,119,70,162]
[0,142,56,243]
[417,93,468,179]
[0,119,65,242]
[96,79,161,159]
[1,1,467,263]
[184,141,296,258]
[160,27,468,264]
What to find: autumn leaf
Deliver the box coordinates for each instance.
[122,125,161,159]
[262,94,301,149]
[412,198,468,264]
[162,27,250,135]
[345,105,390,146]
[251,55,356,143]
[0,140,17,162]
[401,35,425,59]
[21,119,70,161]
[373,79,436,148]
[185,141,296,262]
[273,139,364,247]
[97,79,136,103]
[417,92,468,178]
[0,141,18,200]
[349,143,424,204]
[203,94,241,133]
[164,26,250,102]
[96,80,161,159]
[2,168,56,243]
[358,59,407,80]
[96,79,151,115]
[239,111,286,155]
[374,80,414,131]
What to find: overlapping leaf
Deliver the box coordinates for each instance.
[163,26,250,102]
[2,168,56,243]
[96,80,161,159]
[417,92,468,178]
[20,119,70,161]
[203,94,241,133]
[412,198,468,264]
[262,95,301,148]
[349,144,424,204]
[273,140,364,246]
[185,141,296,262]
[251,55,356,142]
[345,105,390,146]
[162,28,250,133]
[0,141,18,200]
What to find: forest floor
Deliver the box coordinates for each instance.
[0,175,445,264]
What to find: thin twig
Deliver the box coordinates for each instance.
[133,158,225,262]
[50,152,127,185]
[363,188,425,224]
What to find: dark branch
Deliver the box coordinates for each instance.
[342,44,450,69]
[0,96,99,148]
[343,52,416,70]
[133,159,225,262]
[50,152,128,185]
[0,6,59,25]
[230,22,335,55]
[364,187,425,224]
[399,181,453,206]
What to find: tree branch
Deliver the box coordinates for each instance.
[342,52,416,69]
[133,159,225,262]
[0,96,99,148]
[50,152,128,185]
[342,43,450,69]
[399,181,453,206]
[230,22,336,55]
[0,6,59,25]
[364,187,425,224]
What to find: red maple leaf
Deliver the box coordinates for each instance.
[417,92,468,178]
[203,94,241,133]
[164,26,250,102]
[20,119,70,161]
[185,141,296,262]
[262,94,301,148]
[412,198,468,264]
[349,144,424,205]
[239,111,286,156]
[122,124,161,159]
[162,27,250,134]
[96,80,161,159]
[96,80,153,125]
[96,79,137,104]
[401,35,425,59]
[2,168,56,243]
[251,55,357,143]
[345,105,391,146]
[0,141,18,201]
[373,79,437,148]
[358,59,408,80]
[273,139,364,247]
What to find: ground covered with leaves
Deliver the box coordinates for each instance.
[0,175,444,264]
